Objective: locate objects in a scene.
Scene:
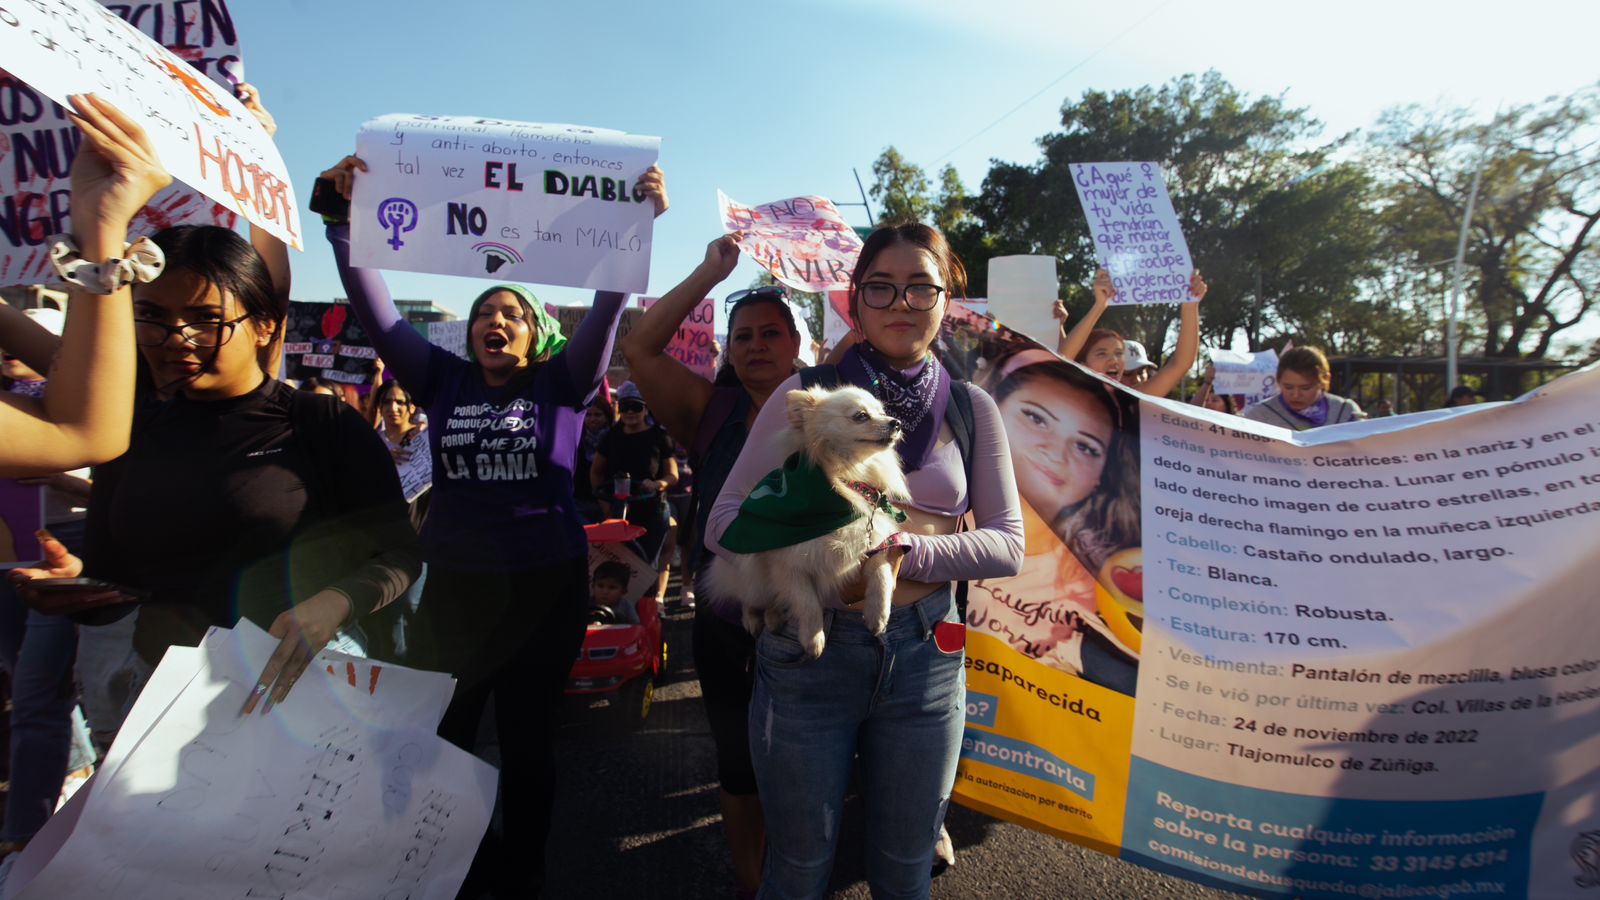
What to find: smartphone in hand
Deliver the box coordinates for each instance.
[309,176,351,221]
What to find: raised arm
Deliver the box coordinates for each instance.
[620,235,739,445]
[0,301,61,375]
[0,95,170,477]
[896,386,1024,583]
[563,165,670,401]
[238,84,292,379]
[1057,268,1114,360]
[1137,271,1205,398]
[318,156,436,398]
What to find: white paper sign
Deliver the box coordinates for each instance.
[8,624,491,900]
[0,0,248,285]
[1210,347,1279,398]
[986,255,1060,346]
[1069,161,1193,304]
[0,0,300,249]
[426,319,470,360]
[394,437,433,503]
[351,114,661,293]
[717,191,861,292]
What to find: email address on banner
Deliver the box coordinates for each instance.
[959,730,1095,800]
[1146,839,1505,898]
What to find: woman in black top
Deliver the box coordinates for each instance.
[14,225,420,717]
[591,382,679,567]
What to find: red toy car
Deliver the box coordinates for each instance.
[565,518,668,726]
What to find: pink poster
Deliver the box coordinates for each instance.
[718,191,862,292]
[638,296,716,379]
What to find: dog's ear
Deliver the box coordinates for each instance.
[786,388,820,432]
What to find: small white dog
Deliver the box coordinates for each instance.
[707,385,910,658]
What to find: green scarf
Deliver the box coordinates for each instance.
[468,284,568,360]
[720,453,907,553]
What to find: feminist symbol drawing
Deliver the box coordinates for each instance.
[378,198,419,250]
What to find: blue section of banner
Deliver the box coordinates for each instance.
[965,691,999,728]
[1119,758,1541,899]
[959,729,1095,800]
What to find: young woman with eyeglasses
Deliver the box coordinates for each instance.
[621,234,805,896]
[317,154,667,896]
[706,224,1024,899]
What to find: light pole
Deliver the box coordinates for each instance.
[1445,161,1485,390]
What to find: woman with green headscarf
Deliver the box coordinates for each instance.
[318,155,668,897]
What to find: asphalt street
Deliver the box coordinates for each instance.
[537,605,1237,900]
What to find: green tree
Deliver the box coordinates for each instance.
[1368,85,1600,361]
[968,71,1382,361]
[869,146,932,225]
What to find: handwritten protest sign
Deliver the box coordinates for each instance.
[718,191,861,292]
[550,305,641,371]
[350,115,660,294]
[426,319,470,360]
[0,481,45,567]
[0,0,298,263]
[7,622,492,900]
[0,0,252,285]
[282,302,378,385]
[1211,347,1279,401]
[638,296,715,379]
[934,304,1600,897]
[1069,161,1193,305]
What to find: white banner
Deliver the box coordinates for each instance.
[351,114,660,293]
[1211,348,1279,398]
[1069,161,1193,305]
[987,255,1060,347]
[0,0,299,252]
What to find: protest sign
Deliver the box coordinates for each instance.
[7,622,492,900]
[718,191,862,292]
[550,305,642,371]
[987,255,1060,347]
[1069,161,1193,305]
[0,0,298,263]
[282,301,378,385]
[393,438,432,503]
[0,481,45,566]
[933,310,1600,898]
[1211,348,1279,401]
[639,296,716,379]
[0,0,251,285]
[426,319,470,360]
[350,114,660,294]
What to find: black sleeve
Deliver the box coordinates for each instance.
[312,404,423,619]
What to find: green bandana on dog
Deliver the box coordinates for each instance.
[720,453,907,553]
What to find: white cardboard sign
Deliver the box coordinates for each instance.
[351,114,660,294]
[0,0,299,251]
[986,255,1060,347]
[1209,347,1279,398]
[1069,161,1193,305]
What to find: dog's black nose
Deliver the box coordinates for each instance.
[888,418,902,432]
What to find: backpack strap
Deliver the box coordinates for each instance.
[798,364,840,391]
[944,382,978,623]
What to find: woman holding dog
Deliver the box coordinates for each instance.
[706,224,1024,899]
[623,234,804,898]
[318,154,668,897]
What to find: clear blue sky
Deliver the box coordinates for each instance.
[233,0,1599,343]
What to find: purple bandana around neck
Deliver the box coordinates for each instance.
[1285,394,1330,427]
[837,343,951,472]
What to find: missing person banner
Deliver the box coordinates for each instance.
[350,114,661,294]
[0,0,298,256]
[1069,161,1193,305]
[935,307,1598,898]
[718,191,861,292]
[282,302,378,385]
[0,0,251,285]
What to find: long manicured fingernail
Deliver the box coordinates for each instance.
[240,683,268,716]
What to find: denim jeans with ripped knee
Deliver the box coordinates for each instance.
[749,587,964,900]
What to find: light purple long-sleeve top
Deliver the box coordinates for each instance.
[706,374,1025,593]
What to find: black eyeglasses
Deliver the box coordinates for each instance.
[724,285,787,312]
[134,313,252,348]
[857,282,945,311]
[618,400,646,413]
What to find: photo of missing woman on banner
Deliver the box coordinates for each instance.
[938,310,1143,696]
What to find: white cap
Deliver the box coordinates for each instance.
[1123,339,1156,372]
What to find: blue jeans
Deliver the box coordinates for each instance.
[0,578,79,842]
[750,588,964,900]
